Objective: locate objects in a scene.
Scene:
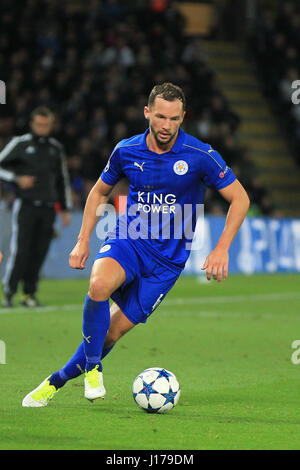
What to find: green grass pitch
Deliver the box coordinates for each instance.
[1,273,300,450]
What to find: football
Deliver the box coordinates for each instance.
[132,367,180,414]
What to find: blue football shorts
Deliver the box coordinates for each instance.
[94,238,182,325]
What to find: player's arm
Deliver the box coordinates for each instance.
[0,137,19,183]
[201,179,250,282]
[69,178,114,269]
[0,137,34,188]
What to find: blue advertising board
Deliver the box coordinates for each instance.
[184,216,300,275]
[41,214,300,278]
[1,210,300,279]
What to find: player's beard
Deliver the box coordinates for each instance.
[150,125,177,148]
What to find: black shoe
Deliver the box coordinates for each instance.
[21,295,41,308]
[2,293,13,308]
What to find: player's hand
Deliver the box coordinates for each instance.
[201,248,229,283]
[17,175,35,189]
[69,240,90,270]
[0,251,3,264]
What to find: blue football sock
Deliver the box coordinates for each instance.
[49,342,86,389]
[49,341,116,389]
[82,294,110,372]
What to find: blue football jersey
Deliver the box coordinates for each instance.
[100,128,236,270]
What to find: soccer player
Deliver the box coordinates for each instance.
[22,83,250,407]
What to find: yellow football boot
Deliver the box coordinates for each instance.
[22,376,59,407]
[84,365,106,401]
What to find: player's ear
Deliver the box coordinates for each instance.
[144,106,150,121]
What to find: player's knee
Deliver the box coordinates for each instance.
[88,275,111,301]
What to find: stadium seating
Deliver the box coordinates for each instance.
[0,0,278,216]
[248,1,300,216]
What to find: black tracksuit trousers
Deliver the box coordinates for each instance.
[3,199,56,296]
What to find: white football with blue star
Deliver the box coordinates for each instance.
[132,367,180,413]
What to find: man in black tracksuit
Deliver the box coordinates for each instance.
[0,107,72,307]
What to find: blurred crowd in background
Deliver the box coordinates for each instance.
[0,0,277,215]
[250,1,300,166]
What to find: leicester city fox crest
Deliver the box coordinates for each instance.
[173,160,188,175]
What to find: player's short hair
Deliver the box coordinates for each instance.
[30,106,55,121]
[148,83,186,111]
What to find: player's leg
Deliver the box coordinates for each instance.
[22,239,139,406]
[57,299,135,386]
[83,257,125,370]
[2,200,33,307]
[22,207,55,306]
[57,302,134,381]
[52,303,133,389]
[48,302,135,388]
[84,305,135,401]
[81,256,129,400]
[22,301,134,407]
[102,301,136,355]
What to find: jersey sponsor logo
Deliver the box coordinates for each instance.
[100,244,111,253]
[208,147,214,153]
[134,161,145,172]
[137,191,177,213]
[173,160,188,175]
[137,191,176,205]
